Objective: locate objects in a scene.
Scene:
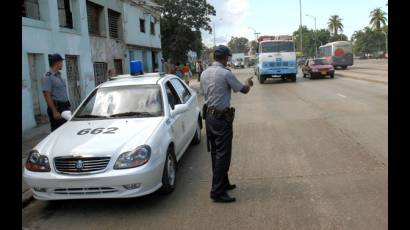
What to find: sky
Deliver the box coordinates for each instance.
[201,0,388,47]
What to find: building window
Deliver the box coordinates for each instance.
[114,59,123,75]
[108,9,121,39]
[22,0,40,20]
[94,62,108,85]
[140,19,145,33]
[58,0,73,29]
[86,0,104,36]
[150,21,155,35]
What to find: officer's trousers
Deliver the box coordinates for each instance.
[206,115,233,197]
[47,101,70,131]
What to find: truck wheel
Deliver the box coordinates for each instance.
[330,74,335,78]
[259,75,265,84]
[281,76,286,81]
[291,74,297,82]
[342,66,347,70]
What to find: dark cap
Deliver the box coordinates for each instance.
[214,45,232,58]
[49,54,64,66]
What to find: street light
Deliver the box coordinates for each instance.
[299,0,303,54]
[213,17,222,47]
[306,14,317,57]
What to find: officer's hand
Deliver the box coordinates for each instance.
[53,111,62,120]
[246,77,254,87]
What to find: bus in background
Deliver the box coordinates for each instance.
[318,41,353,69]
[255,35,297,84]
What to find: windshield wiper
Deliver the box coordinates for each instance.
[75,114,109,119]
[109,112,158,118]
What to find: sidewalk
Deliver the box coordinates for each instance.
[336,70,388,84]
[22,123,50,205]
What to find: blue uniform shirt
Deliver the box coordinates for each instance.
[41,71,69,102]
[200,62,244,110]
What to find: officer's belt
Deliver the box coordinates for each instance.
[207,107,231,116]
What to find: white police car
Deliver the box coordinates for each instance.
[23,73,202,200]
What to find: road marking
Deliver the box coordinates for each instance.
[337,93,347,98]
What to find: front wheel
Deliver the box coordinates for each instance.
[259,75,265,84]
[291,74,297,82]
[191,119,201,145]
[330,74,334,78]
[160,149,177,194]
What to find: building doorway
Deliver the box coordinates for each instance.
[28,53,48,125]
[65,55,81,109]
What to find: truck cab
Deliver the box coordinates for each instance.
[255,35,297,83]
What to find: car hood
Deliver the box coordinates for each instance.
[34,117,164,158]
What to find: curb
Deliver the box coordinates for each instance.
[336,72,387,84]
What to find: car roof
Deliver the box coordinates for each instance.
[98,73,177,88]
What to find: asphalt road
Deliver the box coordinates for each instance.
[22,67,387,230]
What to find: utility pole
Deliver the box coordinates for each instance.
[299,0,303,54]
[213,21,216,48]
[306,14,317,57]
[255,32,260,41]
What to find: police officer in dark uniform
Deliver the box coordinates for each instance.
[42,54,71,131]
[200,45,253,203]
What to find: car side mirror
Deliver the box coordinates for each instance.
[171,104,189,117]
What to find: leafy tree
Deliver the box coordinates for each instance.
[227,37,249,53]
[156,0,215,63]
[351,26,386,56]
[370,8,387,31]
[327,15,344,35]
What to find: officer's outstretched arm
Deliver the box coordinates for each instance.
[240,77,253,94]
[240,85,251,94]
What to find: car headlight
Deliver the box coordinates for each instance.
[312,68,319,72]
[114,145,151,169]
[25,150,50,172]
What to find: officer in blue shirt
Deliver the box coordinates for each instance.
[42,54,71,131]
[200,45,253,203]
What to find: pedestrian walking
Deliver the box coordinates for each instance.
[200,45,254,203]
[196,60,203,81]
[42,54,71,132]
[182,63,190,85]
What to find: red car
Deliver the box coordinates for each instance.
[302,58,335,79]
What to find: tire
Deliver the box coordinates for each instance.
[342,66,347,70]
[303,73,306,78]
[281,76,286,81]
[259,75,265,84]
[330,74,334,78]
[291,74,296,82]
[160,148,177,194]
[191,119,201,145]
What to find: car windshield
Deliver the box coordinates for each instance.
[312,59,329,65]
[74,85,163,119]
[261,41,294,53]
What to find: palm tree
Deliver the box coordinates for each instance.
[328,15,344,36]
[370,8,387,31]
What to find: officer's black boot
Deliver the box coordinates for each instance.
[211,193,236,203]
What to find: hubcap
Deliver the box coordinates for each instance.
[167,155,175,186]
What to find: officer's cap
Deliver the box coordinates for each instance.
[49,54,64,66]
[214,45,232,58]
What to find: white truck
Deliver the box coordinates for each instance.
[255,35,297,83]
[231,53,245,68]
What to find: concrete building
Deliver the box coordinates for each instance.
[22,0,163,132]
[123,0,163,73]
[22,0,95,132]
